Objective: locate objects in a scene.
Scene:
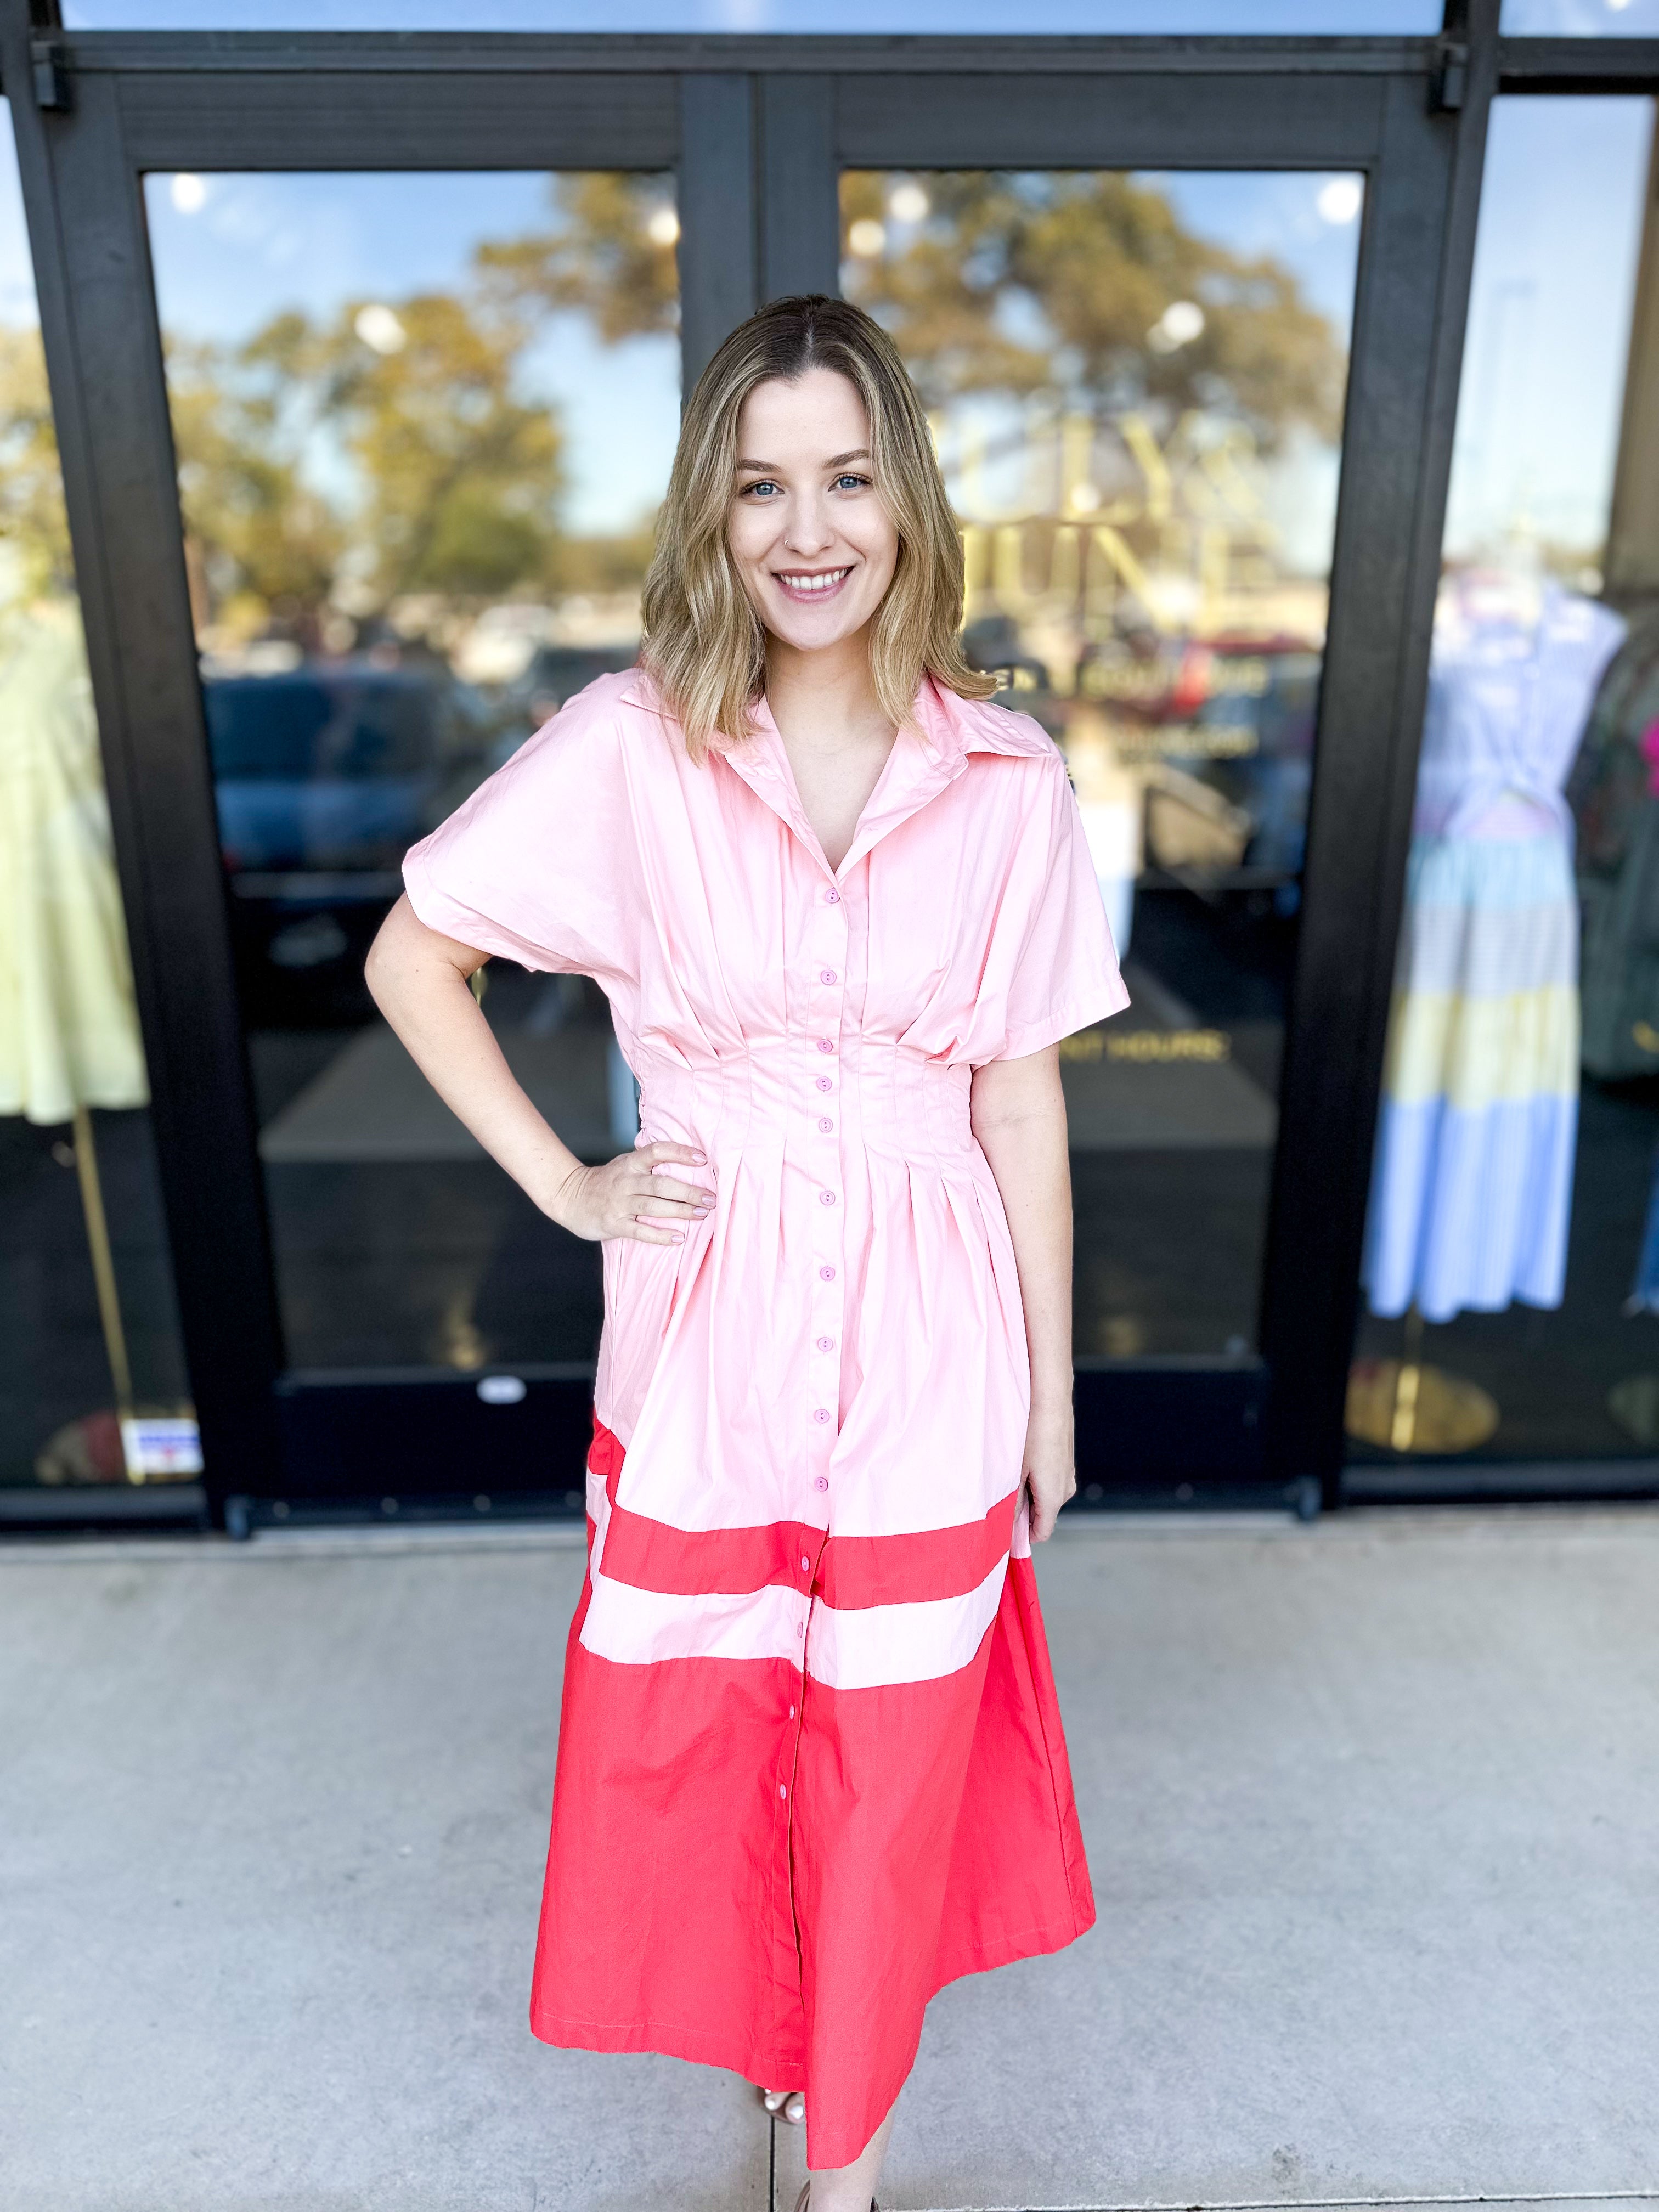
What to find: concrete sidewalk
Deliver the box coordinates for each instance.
[4,1508,1659,2212]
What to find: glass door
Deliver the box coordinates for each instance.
[143,166,682,1510]
[841,165,1363,1493]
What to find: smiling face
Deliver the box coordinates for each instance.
[727,366,901,659]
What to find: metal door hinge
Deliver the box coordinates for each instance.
[31,34,70,111]
[1431,36,1469,113]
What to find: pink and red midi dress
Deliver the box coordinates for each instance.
[403,669,1128,2168]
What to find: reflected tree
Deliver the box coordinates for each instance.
[171,287,563,642]
[0,326,74,600]
[0,174,682,646]
[842,171,1344,448]
[162,173,680,645]
[476,172,680,345]
[166,331,342,639]
[261,294,563,606]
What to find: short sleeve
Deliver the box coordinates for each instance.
[986,752,1131,1062]
[402,680,638,986]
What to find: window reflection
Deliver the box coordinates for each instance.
[63,2,1444,30]
[0,104,195,1494]
[146,170,681,1373]
[845,168,1361,1369]
[1502,0,1659,30]
[1348,98,1659,1467]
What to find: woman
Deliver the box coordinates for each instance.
[366,295,1126,2211]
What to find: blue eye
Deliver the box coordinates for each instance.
[741,478,781,498]
[833,472,871,492]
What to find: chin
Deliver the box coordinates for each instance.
[765,596,877,653]
[776,620,859,654]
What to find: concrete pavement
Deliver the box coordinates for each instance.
[4,1506,1659,2212]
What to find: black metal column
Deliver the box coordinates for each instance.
[678,71,759,391]
[758,71,840,303]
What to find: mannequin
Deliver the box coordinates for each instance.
[1352,550,1624,1452]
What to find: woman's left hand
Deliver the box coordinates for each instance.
[1023,1401,1076,1544]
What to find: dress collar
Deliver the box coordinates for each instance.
[624,673,1055,882]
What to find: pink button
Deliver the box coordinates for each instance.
[817,1116,833,1133]
[815,1076,833,1093]
[819,1265,836,1281]
[820,969,838,985]
[819,1190,836,1206]
[816,1335,834,1351]
[813,1408,832,1424]
[789,1703,795,1718]
[815,1476,828,1492]
[780,1782,788,1797]
[797,1621,804,1637]
[800,1555,811,1572]
[825,888,840,904]
[816,1037,834,1053]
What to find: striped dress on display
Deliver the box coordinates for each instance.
[1363,583,1624,1322]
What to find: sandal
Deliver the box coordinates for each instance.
[760,2085,805,2125]
[791,2190,879,2211]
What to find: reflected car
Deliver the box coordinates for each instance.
[501,642,640,755]
[961,613,1049,695]
[1188,640,1321,890]
[205,659,495,1014]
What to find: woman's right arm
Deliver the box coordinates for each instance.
[364,894,712,1246]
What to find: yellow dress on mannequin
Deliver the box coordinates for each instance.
[0,597,190,1483]
[0,597,146,1125]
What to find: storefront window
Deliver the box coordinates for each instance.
[0,104,196,1500]
[60,2,1445,30]
[1347,95,1659,1466]
[145,169,680,1374]
[844,167,1362,1366]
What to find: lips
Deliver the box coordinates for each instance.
[774,566,853,602]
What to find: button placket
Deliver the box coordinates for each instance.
[805,873,849,1564]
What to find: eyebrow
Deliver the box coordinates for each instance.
[736,448,872,473]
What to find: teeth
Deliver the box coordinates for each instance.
[778,569,850,593]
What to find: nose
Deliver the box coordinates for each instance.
[782,488,836,557]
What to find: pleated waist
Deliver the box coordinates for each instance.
[632,1039,978,1166]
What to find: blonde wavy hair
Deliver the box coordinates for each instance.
[639,294,995,762]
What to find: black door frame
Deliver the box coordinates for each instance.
[6,0,1636,1523]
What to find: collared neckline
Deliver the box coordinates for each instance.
[622,672,1058,882]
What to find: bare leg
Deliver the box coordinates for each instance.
[805,2103,897,2212]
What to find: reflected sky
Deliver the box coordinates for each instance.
[60,2,1444,29]
[1148,171,1363,327]
[1503,0,1659,27]
[1443,96,1652,561]
[143,171,682,540]
[843,168,1364,578]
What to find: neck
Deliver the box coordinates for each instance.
[765,623,891,751]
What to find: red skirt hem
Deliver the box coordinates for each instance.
[531,1423,1097,2169]
[530,1897,1096,2096]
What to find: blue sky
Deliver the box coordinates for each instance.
[54,0,1659,33]
[60,2,1443,30]
[1503,1,1659,26]
[140,169,684,537]
[55,0,1659,35]
[1443,95,1653,559]
[56,0,1659,27]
